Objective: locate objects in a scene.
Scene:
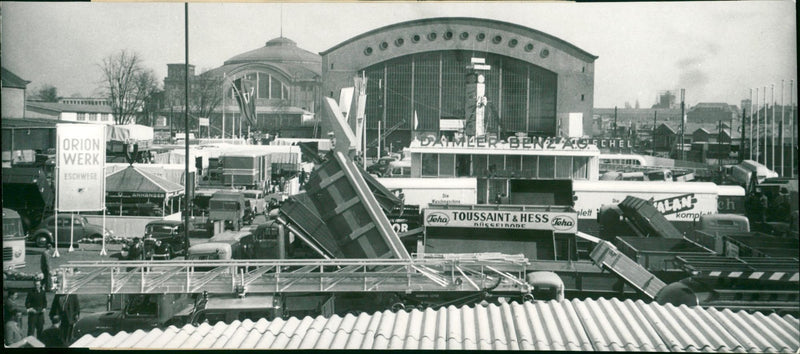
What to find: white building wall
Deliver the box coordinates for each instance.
[1,87,25,118]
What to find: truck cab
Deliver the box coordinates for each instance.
[71,292,283,342]
[71,293,195,342]
[209,191,247,231]
[242,190,267,215]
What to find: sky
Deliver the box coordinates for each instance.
[1,1,796,108]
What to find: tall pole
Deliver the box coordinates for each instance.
[781,80,785,176]
[763,86,767,167]
[183,2,190,258]
[755,88,759,162]
[613,106,618,139]
[792,80,796,177]
[680,89,685,160]
[222,73,226,139]
[771,84,775,171]
[652,110,657,156]
[749,88,753,160]
[741,107,746,163]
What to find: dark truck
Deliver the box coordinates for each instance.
[2,167,54,233]
[209,191,250,231]
[70,292,332,342]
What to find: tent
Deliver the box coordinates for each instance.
[105,165,185,216]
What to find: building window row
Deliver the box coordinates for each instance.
[420,153,589,180]
[228,72,290,100]
[363,31,550,60]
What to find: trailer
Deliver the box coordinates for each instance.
[219,151,272,191]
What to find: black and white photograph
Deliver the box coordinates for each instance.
[1,0,798,350]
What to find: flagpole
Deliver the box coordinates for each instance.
[781,80,785,176]
[792,80,796,177]
[755,88,759,163]
[771,84,775,171]
[223,73,226,140]
[749,88,753,160]
[763,86,767,167]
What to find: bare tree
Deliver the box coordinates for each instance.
[99,50,159,125]
[191,71,224,129]
[33,84,59,102]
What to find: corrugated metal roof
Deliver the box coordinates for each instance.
[71,298,800,351]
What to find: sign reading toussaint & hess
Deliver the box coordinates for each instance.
[56,124,106,212]
[423,208,578,233]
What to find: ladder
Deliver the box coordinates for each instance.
[55,256,531,296]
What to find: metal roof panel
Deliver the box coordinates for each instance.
[71,298,800,352]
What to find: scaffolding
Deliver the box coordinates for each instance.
[55,256,531,296]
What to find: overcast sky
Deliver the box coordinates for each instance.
[1,1,796,108]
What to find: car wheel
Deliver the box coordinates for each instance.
[35,234,50,248]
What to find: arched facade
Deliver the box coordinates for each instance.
[320,17,597,148]
[164,37,322,138]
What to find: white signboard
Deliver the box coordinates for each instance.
[424,209,578,233]
[573,190,718,222]
[57,124,106,211]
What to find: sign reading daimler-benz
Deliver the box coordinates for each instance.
[423,209,577,233]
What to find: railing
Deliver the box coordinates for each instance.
[56,256,531,296]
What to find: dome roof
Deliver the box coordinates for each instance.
[224,37,321,70]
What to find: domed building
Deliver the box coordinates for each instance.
[163,37,322,138]
[320,17,598,150]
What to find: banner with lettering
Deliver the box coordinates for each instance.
[423,209,578,233]
[56,124,106,211]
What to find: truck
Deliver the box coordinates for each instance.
[219,151,272,191]
[2,167,54,233]
[3,208,26,270]
[208,190,248,231]
[70,292,286,343]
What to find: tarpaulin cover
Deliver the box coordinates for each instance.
[105,124,154,142]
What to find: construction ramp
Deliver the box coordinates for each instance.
[589,240,666,299]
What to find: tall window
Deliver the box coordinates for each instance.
[77,113,86,121]
[270,76,281,99]
[89,113,98,121]
[258,72,269,99]
[421,153,438,176]
[363,50,557,135]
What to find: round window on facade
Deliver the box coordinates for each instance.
[524,43,534,52]
[379,41,389,50]
[460,32,469,40]
[476,33,486,42]
[411,34,421,43]
[492,35,502,44]
[364,47,373,56]
[508,39,518,48]
[443,31,453,40]
[540,48,550,58]
[395,38,404,47]
[427,32,437,41]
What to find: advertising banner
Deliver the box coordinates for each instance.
[57,124,106,211]
[423,209,578,233]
